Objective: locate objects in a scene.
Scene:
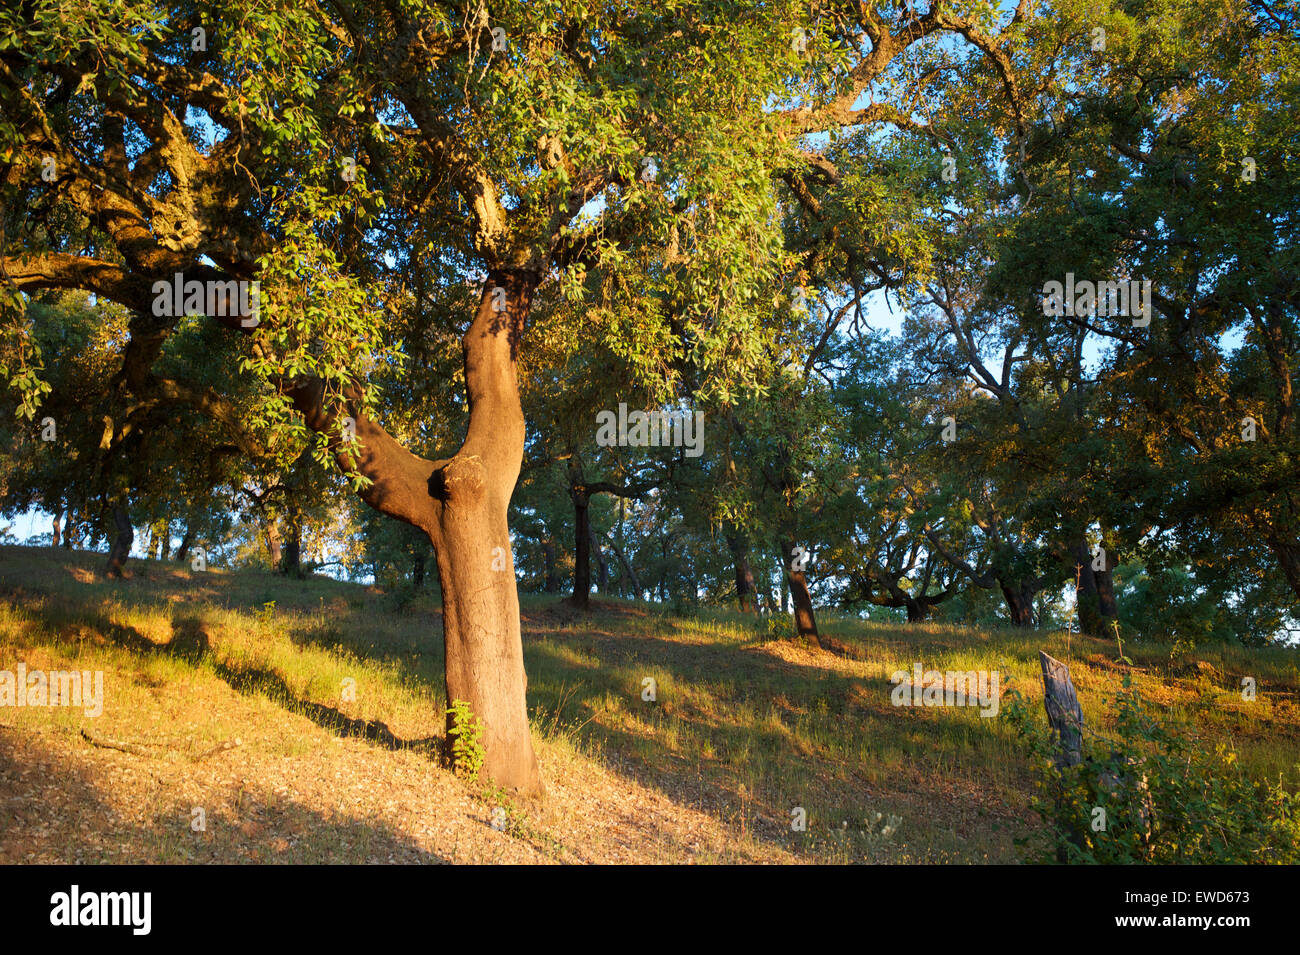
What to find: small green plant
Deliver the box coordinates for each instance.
[1112,621,1132,666]
[253,600,276,627]
[1005,676,1300,863]
[1169,636,1197,665]
[764,613,795,641]
[446,699,486,783]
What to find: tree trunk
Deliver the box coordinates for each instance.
[615,497,628,598]
[541,538,561,593]
[1266,529,1300,602]
[282,271,543,793]
[281,518,301,577]
[1096,563,1117,620]
[1072,539,1117,635]
[570,491,591,608]
[412,552,425,589]
[265,520,282,569]
[51,508,62,549]
[606,536,642,598]
[430,271,542,795]
[660,535,671,602]
[1000,580,1037,627]
[105,506,134,579]
[726,531,758,613]
[175,523,195,562]
[157,522,170,561]
[780,538,820,641]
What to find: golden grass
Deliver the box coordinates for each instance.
[2,544,1297,864]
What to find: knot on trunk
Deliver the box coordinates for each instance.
[431,454,486,504]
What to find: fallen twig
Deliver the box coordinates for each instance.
[80,727,158,758]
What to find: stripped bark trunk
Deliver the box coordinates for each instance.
[780,538,821,643]
[270,271,542,793]
[430,271,541,794]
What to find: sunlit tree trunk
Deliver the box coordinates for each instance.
[265,521,282,569]
[430,272,541,794]
[780,537,820,640]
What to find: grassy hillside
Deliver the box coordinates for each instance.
[2,544,1298,864]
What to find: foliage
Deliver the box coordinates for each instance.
[446,699,486,783]
[1005,676,1300,863]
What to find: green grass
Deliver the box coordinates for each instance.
[2,543,1298,864]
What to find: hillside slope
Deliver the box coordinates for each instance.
[2,545,1297,863]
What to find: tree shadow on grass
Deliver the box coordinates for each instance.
[0,729,450,863]
[50,601,446,761]
[520,618,1034,861]
[208,656,443,759]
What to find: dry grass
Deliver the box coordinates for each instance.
[2,544,1297,864]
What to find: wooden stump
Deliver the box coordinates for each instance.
[1039,650,1083,769]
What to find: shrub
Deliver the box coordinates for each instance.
[763,613,795,641]
[1004,675,1300,863]
[445,699,486,783]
